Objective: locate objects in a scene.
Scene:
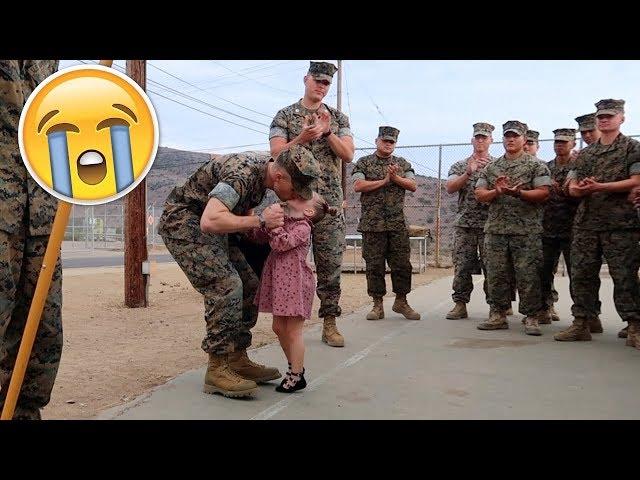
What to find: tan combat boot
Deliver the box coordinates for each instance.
[537,308,552,325]
[477,308,508,330]
[446,302,468,320]
[523,312,543,336]
[589,316,603,334]
[322,316,344,347]
[618,326,629,338]
[366,297,385,320]
[229,349,281,383]
[554,317,592,342]
[392,294,421,320]
[625,321,640,350]
[549,305,560,322]
[203,353,258,398]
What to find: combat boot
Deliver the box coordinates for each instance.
[392,294,421,320]
[554,317,592,342]
[549,305,560,322]
[366,297,385,320]
[537,308,552,325]
[618,326,629,338]
[229,349,281,383]
[625,321,640,350]
[322,316,344,347]
[477,308,508,330]
[523,312,543,336]
[203,353,258,398]
[589,316,603,334]
[446,302,468,320]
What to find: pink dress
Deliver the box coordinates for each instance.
[251,217,315,319]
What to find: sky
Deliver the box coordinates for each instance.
[59,59,640,176]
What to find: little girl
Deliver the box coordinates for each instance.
[251,192,337,393]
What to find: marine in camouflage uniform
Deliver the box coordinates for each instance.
[475,120,552,336]
[555,99,640,347]
[352,126,420,321]
[575,113,605,330]
[0,60,60,420]
[269,61,355,347]
[445,122,495,320]
[540,129,581,326]
[158,145,320,397]
[575,113,601,147]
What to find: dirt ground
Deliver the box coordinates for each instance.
[37,262,452,419]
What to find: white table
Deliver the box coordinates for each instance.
[344,234,429,274]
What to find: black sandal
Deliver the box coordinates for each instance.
[275,368,306,393]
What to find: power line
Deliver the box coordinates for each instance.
[110,62,269,127]
[147,61,273,119]
[210,60,300,96]
[188,60,297,90]
[79,60,269,134]
[148,89,266,135]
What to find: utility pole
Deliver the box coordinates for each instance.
[124,60,148,307]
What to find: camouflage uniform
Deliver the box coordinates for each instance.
[447,144,494,304]
[568,132,640,323]
[476,127,552,316]
[157,148,317,354]
[0,60,61,418]
[270,95,352,319]
[541,129,581,310]
[352,127,415,297]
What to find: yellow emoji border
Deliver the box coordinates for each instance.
[18,65,159,206]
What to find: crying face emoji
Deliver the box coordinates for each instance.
[19,65,159,205]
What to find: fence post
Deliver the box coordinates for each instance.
[71,204,75,245]
[152,205,156,248]
[435,145,443,268]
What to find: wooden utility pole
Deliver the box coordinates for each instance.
[337,60,346,200]
[124,60,148,307]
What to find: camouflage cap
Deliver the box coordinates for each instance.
[473,122,495,137]
[575,113,597,132]
[378,125,400,142]
[276,145,320,200]
[553,128,576,142]
[502,120,527,136]
[308,61,338,83]
[595,98,625,116]
[526,130,540,142]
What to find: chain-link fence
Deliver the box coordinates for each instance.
[348,135,640,267]
[64,203,164,250]
[68,135,639,266]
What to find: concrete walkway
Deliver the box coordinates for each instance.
[98,275,639,420]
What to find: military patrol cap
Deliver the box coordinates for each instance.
[502,120,527,136]
[308,61,338,83]
[553,128,576,142]
[575,113,597,132]
[473,122,495,137]
[275,145,320,200]
[526,130,540,142]
[595,98,625,116]
[377,125,400,142]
